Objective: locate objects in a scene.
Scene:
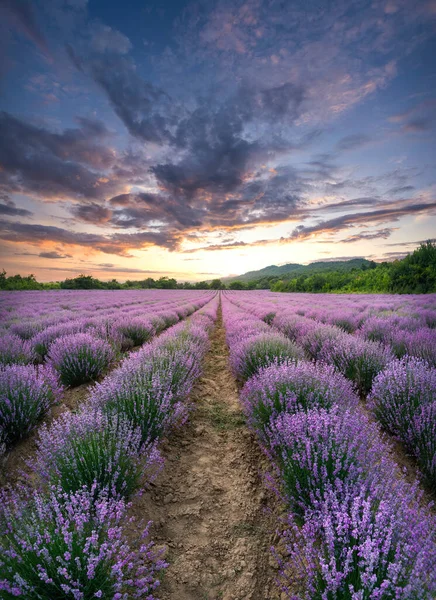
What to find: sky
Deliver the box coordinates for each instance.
[0,0,435,282]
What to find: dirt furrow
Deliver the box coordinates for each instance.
[134,300,280,600]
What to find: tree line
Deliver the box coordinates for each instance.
[1,242,435,294]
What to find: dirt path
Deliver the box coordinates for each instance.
[134,300,280,600]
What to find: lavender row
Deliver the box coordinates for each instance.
[224,291,436,489]
[221,295,436,598]
[0,294,215,455]
[226,290,436,366]
[0,296,219,599]
[0,290,214,364]
[0,289,212,332]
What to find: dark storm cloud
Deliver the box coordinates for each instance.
[67,38,179,145]
[0,198,33,217]
[70,202,112,224]
[0,112,120,200]
[0,219,182,255]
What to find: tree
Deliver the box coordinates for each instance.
[229,281,246,290]
[210,279,225,289]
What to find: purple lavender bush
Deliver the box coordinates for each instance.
[90,343,199,445]
[32,410,159,500]
[273,313,318,344]
[111,317,155,348]
[0,365,62,448]
[0,486,167,599]
[9,320,44,340]
[410,402,436,492]
[318,334,394,395]
[231,332,304,381]
[368,356,436,438]
[241,361,358,436]
[403,328,436,366]
[0,334,34,366]
[32,320,86,359]
[47,333,114,387]
[268,407,384,520]
[301,324,343,361]
[276,484,436,599]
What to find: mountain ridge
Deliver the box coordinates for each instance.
[223,258,372,282]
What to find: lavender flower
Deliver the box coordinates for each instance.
[318,334,394,395]
[231,332,304,381]
[403,328,436,367]
[301,324,343,361]
[410,402,436,492]
[111,317,155,348]
[0,486,167,599]
[47,333,114,387]
[0,334,34,366]
[0,364,62,448]
[241,361,358,436]
[267,407,385,520]
[32,410,161,500]
[368,356,436,438]
[276,485,436,599]
[89,343,199,444]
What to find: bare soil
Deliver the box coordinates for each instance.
[129,303,281,600]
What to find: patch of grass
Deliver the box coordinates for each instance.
[206,402,246,431]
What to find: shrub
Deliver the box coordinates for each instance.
[410,402,436,492]
[9,321,44,340]
[32,320,85,359]
[0,487,167,599]
[111,317,155,348]
[231,332,304,381]
[267,407,384,520]
[318,334,394,395]
[276,485,436,600]
[0,365,62,448]
[368,356,436,438]
[404,328,436,367]
[273,313,318,343]
[89,344,199,444]
[32,410,160,500]
[241,361,357,437]
[0,334,34,366]
[47,333,114,386]
[301,324,343,360]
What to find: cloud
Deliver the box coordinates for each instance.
[39,251,71,259]
[388,99,436,134]
[0,219,182,256]
[0,112,120,201]
[0,0,51,58]
[0,198,33,217]
[70,202,112,224]
[336,134,372,151]
[340,228,396,243]
[289,203,436,242]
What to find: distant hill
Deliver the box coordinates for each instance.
[224,258,372,282]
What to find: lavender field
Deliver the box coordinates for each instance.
[1,289,436,599]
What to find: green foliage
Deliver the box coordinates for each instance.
[1,241,434,293]
[270,243,436,294]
